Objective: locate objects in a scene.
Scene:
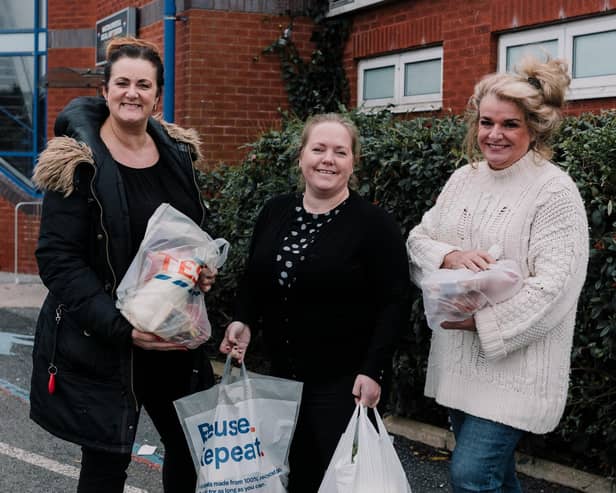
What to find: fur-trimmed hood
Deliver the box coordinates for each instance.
[33,96,204,196]
[33,137,94,197]
[158,118,203,166]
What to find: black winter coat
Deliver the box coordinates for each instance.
[30,96,212,453]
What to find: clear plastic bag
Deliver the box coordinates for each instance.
[116,203,230,348]
[421,259,523,330]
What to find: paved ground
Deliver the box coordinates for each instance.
[0,271,605,492]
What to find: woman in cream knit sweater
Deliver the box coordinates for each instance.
[407,57,588,493]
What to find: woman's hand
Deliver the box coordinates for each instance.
[219,321,251,364]
[450,290,486,314]
[352,374,381,408]
[197,265,218,293]
[442,249,495,272]
[441,317,477,331]
[131,329,188,351]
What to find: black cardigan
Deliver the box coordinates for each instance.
[235,191,411,383]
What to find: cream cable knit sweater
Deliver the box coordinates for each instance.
[407,151,588,433]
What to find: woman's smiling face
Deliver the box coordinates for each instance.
[299,121,354,199]
[477,94,531,170]
[103,56,159,127]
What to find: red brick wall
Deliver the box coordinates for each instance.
[47,0,97,28]
[175,10,313,167]
[13,205,41,274]
[345,0,616,115]
[0,181,41,274]
[47,49,99,138]
[0,197,13,272]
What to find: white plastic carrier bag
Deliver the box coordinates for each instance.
[116,203,230,348]
[174,356,303,493]
[421,258,523,331]
[318,404,412,493]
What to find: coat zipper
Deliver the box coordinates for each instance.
[188,151,206,228]
[47,303,64,394]
[88,163,139,413]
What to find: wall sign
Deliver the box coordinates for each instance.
[95,7,137,66]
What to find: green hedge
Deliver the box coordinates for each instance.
[199,109,616,478]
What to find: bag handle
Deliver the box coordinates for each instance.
[220,354,248,385]
[363,405,387,437]
[357,404,387,444]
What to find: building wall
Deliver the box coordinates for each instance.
[0,177,40,273]
[175,10,313,165]
[45,0,313,168]
[344,0,616,115]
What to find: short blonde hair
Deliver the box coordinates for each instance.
[464,57,571,162]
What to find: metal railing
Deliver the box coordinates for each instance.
[14,201,42,283]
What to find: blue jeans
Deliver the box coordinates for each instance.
[449,409,524,493]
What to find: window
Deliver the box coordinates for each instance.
[358,46,443,112]
[0,0,45,29]
[328,0,387,17]
[0,0,46,190]
[498,14,616,100]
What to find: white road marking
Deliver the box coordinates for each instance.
[0,441,148,493]
[0,331,34,355]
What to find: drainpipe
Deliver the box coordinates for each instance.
[163,0,176,122]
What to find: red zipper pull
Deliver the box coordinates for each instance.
[48,373,56,394]
[48,364,57,394]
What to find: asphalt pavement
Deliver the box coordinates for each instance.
[0,271,603,492]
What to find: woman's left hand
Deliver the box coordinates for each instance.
[197,265,217,292]
[441,317,477,331]
[352,374,381,408]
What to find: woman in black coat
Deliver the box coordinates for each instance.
[30,37,215,493]
[220,113,411,492]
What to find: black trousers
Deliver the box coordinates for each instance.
[77,347,214,493]
[287,375,357,493]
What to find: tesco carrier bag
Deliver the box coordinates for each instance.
[116,203,229,348]
[174,356,303,493]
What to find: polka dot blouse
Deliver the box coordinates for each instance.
[275,197,349,289]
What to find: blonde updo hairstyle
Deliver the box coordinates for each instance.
[464,57,571,163]
[297,113,361,189]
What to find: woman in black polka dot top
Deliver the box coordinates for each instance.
[220,113,411,492]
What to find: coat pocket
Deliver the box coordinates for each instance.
[55,311,124,379]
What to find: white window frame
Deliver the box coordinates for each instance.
[358,46,443,113]
[498,14,616,100]
[328,0,388,17]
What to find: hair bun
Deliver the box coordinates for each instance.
[105,36,161,61]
